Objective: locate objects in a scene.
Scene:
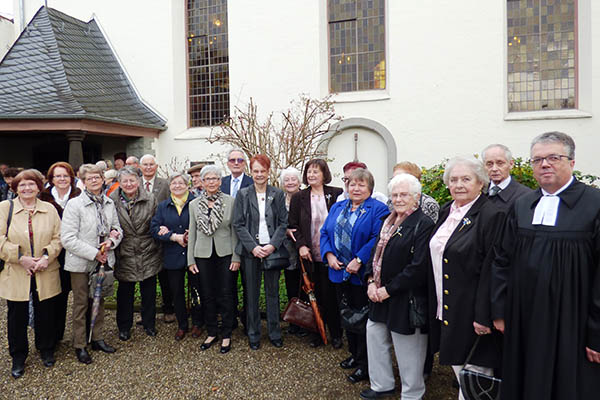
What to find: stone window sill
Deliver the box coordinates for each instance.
[504,109,592,121]
[330,90,390,104]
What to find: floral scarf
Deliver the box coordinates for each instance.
[196,190,225,236]
[85,189,109,239]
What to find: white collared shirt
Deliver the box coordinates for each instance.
[532,176,573,226]
[143,176,156,193]
[489,176,512,192]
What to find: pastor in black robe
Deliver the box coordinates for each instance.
[492,178,600,400]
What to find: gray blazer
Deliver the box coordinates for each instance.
[152,177,170,203]
[232,185,288,257]
[187,194,240,264]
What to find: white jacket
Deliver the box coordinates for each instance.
[61,192,122,273]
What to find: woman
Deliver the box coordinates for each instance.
[360,174,435,400]
[151,172,201,341]
[320,168,389,383]
[288,159,344,347]
[187,165,239,353]
[0,170,62,378]
[109,166,162,340]
[233,155,288,350]
[61,164,122,364]
[428,156,504,400]
[39,162,82,347]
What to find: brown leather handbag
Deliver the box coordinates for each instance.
[282,297,317,333]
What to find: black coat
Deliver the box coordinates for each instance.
[364,209,434,334]
[427,195,505,367]
[220,174,253,196]
[486,176,532,212]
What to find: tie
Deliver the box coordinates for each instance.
[489,186,501,197]
[231,177,240,198]
[145,181,151,192]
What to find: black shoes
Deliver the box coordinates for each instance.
[220,339,231,354]
[11,359,24,379]
[331,337,343,349]
[359,388,396,399]
[270,338,283,348]
[309,336,322,348]
[249,341,260,350]
[144,328,157,337]
[41,351,55,367]
[348,367,369,383]
[201,336,217,351]
[340,356,357,369]
[75,348,92,364]
[91,340,116,353]
[119,330,131,341]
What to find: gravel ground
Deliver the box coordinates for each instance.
[0,298,457,399]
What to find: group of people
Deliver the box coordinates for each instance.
[1,132,599,400]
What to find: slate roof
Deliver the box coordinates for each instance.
[0,6,166,130]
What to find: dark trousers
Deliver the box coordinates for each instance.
[186,270,204,327]
[312,262,342,339]
[231,267,247,329]
[54,256,71,345]
[166,269,188,331]
[7,278,55,363]
[116,275,157,332]
[284,268,301,301]
[195,254,236,338]
[158,269,174,314]
[242,257,282,342]
[335,281,368,369]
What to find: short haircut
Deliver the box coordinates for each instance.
[168,172,191,186]
[46,162,76,188]
[117,166,142,182]
[393,161,422,181]
[530,131,575,159]
[227,148,246,162]
[95,160,108,171]
[443,156,489,192]
[3,167,21,179]
[78,164,105,181]
[280,167,302,187]
[104,169,118,180]
[250,154,271,170]
[140,154,157,164]
[343,161,367,173]
[303,159,332,185]
[387,173,422,201]
[12,169,44,192]
[348,168,374,195]
[200,164,223,179]
[481,144,513,162]
[126,156,139,164]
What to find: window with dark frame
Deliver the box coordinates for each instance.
[187,0,230,127]
[328,0,386,93]
[507,0,577,112]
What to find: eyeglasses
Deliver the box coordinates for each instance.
[85,176,102,182]
[53,175,70,180]
[341,177,349,183]
[228,158,245,164]
[529,154,572,167]
[203,177,220,182]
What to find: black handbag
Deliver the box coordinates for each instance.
[458,337,501,400]
[408,291,427,328]
[339,293,369,335]
[0,199,14,273]
[262,246,290,270]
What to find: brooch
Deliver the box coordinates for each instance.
[325,194,332,202]
[267,196,273,201]
[458,217,472,232]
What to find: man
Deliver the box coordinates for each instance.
[392,161,440,223]
[220,148,253,197]
[336,161,388,204]
[492,132,600,400]
[481,144,531,211]
[0,163,8,201]
[114,152,126,170]
[139,154,175,323]
[126,156,140,169]
[188,163,205,197]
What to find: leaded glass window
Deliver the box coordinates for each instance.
[507,0,577,112]
[187,0,230,127]
[328,0,386,93]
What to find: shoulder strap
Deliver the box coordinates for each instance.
[462,336,481,369]
[5,199,14,235]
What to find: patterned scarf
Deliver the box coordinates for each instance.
[196,190,225,236]
[85,189,109,239]
[119,189,137,216]
[334,201,364,281]
[372,209,414,287]
[171,191,189,216]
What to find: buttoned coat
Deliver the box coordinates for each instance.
[0,199,62,301]
[486,176,532,212]
[110,188,162,282]
[61,192,122,273]
[232,185,288,257]
[187,193,240,264]
[427,195,505,367]
[39,186,82,218]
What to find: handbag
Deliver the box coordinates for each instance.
[88,264,116,299]
[262,246,290,270]
[339,292,369,335]
[458,337,501,400]
[408,291,427,328]
[0,199,14,273]
[281,297,317,333]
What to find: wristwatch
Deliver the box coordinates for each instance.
[367,278,375,285]
[356,257,362,264]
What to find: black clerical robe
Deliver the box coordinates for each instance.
[492,179,600,400]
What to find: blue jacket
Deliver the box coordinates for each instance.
[150,194,196,270]
[320,197,389,285]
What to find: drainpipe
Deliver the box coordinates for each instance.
[19,0,25,32]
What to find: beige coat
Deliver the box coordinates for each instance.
[0,199,62,301]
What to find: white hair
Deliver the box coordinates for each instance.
[443,156,490,192]
[200,164,223,179]
[227,148,246,161]
[95,160,107,171]
[387,173,421,202]
[481,144,513,163]
[140,154,156,164]
[279,167,301,186]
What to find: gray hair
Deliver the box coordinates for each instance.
[227,148,246,162]
[348,168,375,195]
[126,156,139,164]
[95,160,108,171]
[79,164,104,180]
[168,172,191,186]
[481,144,513,163]
[140,154,157,164]
[387,173,421,202]
[200,164,223,179]
[530,131,575,159]
[443,156,490,192]
[104,169,118,180]
[117,166,142,182]
[279,167,301,186]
